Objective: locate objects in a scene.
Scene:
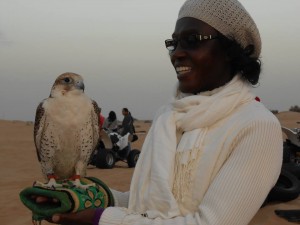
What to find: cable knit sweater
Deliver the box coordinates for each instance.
[99,82,283,225]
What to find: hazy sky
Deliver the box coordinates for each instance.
[0,0,300,121]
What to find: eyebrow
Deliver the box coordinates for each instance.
[172,28,201,36]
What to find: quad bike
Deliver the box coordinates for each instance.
[282,127,300,164]
[266,127,300,222]
[89,129,141,169]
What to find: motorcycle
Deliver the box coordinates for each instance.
[282,127,300,163]
[267,127,300,222]
[89,129,141,169]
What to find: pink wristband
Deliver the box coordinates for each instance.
[93,208,105,225]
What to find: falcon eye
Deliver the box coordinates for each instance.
[64,78,70,83]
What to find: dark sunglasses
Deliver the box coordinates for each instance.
[165,34,219,52]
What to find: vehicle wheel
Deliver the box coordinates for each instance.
[127,149,140,168]
[282,163,300,179]
[266,169,300,203]
[95,148,116,169]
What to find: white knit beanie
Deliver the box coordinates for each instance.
[178,0,261,58]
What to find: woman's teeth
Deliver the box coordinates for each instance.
[176,66,191,75]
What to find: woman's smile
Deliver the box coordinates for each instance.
[176,66,192,75]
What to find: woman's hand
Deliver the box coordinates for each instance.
[31,195,98,225]
[49,208,96,225]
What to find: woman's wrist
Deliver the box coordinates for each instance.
[93,208,105,225]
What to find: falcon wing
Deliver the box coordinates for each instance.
[34,100,46,162]
[92,100,100,119]
[91,100,100,147]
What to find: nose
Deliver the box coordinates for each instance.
[170,43,188,64]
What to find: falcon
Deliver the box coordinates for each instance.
[33,72,100,189]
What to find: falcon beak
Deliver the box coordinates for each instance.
[76,81,85,91]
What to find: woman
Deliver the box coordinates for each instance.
[118,108,134,136]
[103,111,118,132]
[39,0,283,224]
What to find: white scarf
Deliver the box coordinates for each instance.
[128,76,254,218]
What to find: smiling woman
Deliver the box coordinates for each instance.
[167,1,262,95]
[169,18,233,94]
[31,1,283,225]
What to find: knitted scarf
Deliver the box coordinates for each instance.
[128,76,254,218]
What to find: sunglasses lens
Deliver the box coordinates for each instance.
[165,39,176,51]
[183,34,199,49]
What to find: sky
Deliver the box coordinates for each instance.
[0,0,300,121]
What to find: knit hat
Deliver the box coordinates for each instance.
[178,0,261,58]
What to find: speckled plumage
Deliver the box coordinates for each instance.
[34,72,100,181]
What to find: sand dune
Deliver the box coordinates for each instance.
[0,112,299,225]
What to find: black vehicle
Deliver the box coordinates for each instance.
[89,130,140,169]
[282,127,300,164]
[273,126,300,222]
[264,127,300,209]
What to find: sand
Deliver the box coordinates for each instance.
[0,112,299,225]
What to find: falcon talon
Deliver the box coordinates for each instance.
[32,219,41,225]
[33,181,46,188]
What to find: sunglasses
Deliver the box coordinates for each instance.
[165,34,219,52]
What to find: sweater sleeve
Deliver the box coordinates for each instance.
[100,119,283,225]
[110,189,130,207]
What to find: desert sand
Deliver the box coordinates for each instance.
[0,112,300,225]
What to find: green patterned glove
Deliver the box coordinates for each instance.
[19,177,114,224]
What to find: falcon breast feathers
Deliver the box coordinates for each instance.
[33,72,100,189]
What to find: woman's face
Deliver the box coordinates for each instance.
[170,17,232,94]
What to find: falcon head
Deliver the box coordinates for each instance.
[50,72,85,97]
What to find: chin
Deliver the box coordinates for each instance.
[179,84,197,94]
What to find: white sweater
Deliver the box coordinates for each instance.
[100,100,283,225]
